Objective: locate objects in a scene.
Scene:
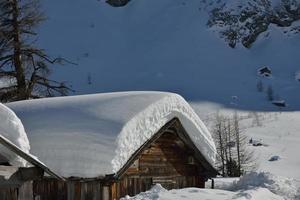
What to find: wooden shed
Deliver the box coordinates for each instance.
[0,135,63,200]
[31,118,217,200]
[8,92,218,200]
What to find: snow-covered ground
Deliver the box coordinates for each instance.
[121,183,285,200]
[122,171,300,200]
[244,112,300,179]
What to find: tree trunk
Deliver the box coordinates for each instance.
[217,124,225,176]
[234,114,241,176]
[12,0,27,99]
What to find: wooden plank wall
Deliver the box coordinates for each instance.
[33,179,104,200]
[0,188,18,200]
[113,132,205,199]
[0,181,33,200]
[18,181,33,200]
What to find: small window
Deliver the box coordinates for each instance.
[187,156,195,165]
[130,159,139,169]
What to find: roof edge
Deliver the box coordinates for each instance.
[0,133,65,181]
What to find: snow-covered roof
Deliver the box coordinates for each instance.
[7,92,216,178]
[0,103,30,167]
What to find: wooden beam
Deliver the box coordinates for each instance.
[0,165,18,179]
[0,166,43,187]
[0,134,64,181]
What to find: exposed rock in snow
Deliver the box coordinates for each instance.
[269,155,280,161]
[295,71,300,81]
[257,67,272,78]
[0,103,30,167]
[106,0,130,7]
[207,0,300,48]
[8,92,216,178]
[272,100,286,107]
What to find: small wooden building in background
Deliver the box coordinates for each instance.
[0,135,63,200]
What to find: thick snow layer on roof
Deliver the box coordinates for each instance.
[8,92,216,178]
[0,103,30,167]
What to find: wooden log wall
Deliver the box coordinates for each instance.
[33,179,107,200]
[0,188,18,200]
[0,181,33,200]
[113,131,205,199]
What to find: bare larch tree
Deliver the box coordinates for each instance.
[0,0,72,102]
[212,113,256,177]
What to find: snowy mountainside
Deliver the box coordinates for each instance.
[206,0,300,48]
[38,0,300,111]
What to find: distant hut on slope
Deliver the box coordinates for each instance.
[8,92,218,200]
[257,66,272,77]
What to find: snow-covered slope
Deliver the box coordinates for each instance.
[0,103,30,167]
[244,111,300,179]
[37,0,300,111]
[7,92,216,178]
[191,102,300,180]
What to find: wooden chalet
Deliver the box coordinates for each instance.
[32,118,217,200]
[7,92,218,200]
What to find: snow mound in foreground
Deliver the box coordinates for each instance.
[0,103,30,167]
[231,172,300,200]
[122,184,167,200]
[121,184,284,200]
[8,92,216,177]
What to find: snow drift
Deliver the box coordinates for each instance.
[0,103,30,167]
[121,184,284,200]
[8,91,216,178]
[231,172,300,200]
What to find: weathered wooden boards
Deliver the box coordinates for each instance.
[33,179,107,200]
[112,131,206,199]
[0,181,33,200]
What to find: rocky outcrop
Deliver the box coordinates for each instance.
[106,0,130,7]
[207,0,300,48]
